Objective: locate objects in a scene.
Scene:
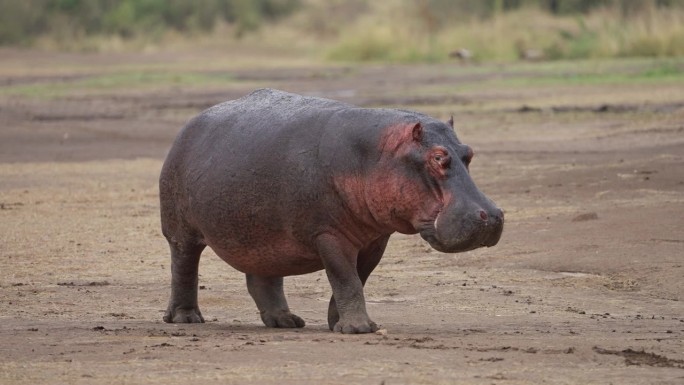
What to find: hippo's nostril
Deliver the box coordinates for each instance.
[479,210,488,221]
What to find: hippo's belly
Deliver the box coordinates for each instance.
[206,237,324,276]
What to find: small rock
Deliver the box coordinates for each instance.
[572,212,598,222]
[375,329,388,336]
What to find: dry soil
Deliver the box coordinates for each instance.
[1,49,683,384]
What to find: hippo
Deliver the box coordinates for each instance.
[159,88,503,334]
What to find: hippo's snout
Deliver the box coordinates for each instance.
[420,206,504,253]
[479,207,504,246]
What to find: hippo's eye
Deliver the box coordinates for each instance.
[432,152,450,168]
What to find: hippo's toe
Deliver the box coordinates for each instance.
[260,310,305,328]
[333,318,379,334]
[163,307,205,323]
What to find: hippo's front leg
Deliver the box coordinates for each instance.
[327,235,389,330]
[246,274,305,328]
[316,233,378,334]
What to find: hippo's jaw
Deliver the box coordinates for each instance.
[418,206,504,253]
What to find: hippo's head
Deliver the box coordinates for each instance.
[369,118,503,253]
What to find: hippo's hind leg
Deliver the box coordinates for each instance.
[327,235,390,331]
[246,275,305,328]
[163,239,206,323]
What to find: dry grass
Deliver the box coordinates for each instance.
[15,1,684,64]
[320,4,684,62]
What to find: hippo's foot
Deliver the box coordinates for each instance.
[327,296,378,333]
[163,307,205,323]
[333,317,378,334]
[260,310,305,328]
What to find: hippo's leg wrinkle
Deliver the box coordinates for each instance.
[328,235,389,330]
[246,274,305,328]
[317,233,379,334]
[163,242,206,323]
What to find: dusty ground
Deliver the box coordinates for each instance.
[0,49,683,384]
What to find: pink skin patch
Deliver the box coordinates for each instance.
[377,121,422,155]
[334,122,446,235]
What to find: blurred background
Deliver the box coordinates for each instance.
[1,0,684,62]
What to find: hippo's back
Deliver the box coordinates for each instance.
[170,89,350,162]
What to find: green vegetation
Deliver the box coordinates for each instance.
[1,0,684,63]
[0,70,241,98]
[2,57,680,100]
[493,60,684,88]
[0,0,300,45]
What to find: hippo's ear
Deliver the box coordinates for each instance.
[447,116,454,128]
[411,122,423,142]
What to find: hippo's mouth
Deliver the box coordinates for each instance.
[419,229,497,253]
[417,213,503,253]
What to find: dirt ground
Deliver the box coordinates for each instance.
[1,49,683,384]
